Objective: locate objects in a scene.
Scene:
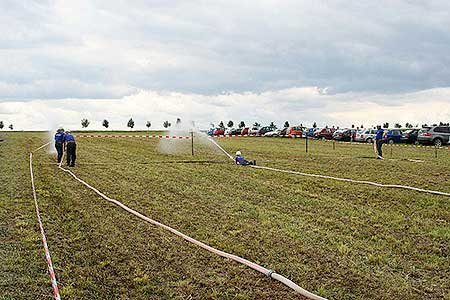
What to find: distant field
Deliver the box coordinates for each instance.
[1,132,449,300]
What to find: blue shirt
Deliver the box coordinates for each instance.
[235,156,245,165]
[54,132,65,143]
[375,129,384,140]
[64,134,75,142]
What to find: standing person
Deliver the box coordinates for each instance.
[64,129,77,167]
[235,151,256,166]
[375,125,384,159]
[54,128,65,163]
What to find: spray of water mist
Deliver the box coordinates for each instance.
[157,120,223,156]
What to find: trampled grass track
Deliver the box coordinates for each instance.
[1,132,449,299]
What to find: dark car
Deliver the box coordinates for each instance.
[315,128,335,139]
[241,127,249,135]
[258,126,277,135]
[400,129,420,144]
[231,128,243,135]
[279,127,288,136]
[383,129,402,144]
[333,129,353,141]
[305,128,316,137]
[417,126,450,147]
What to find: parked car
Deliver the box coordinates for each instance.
[213,128,225,136]
[231,128,243,135]
[400,129,420,144]
[279,127,288,136]
[207,128,215,136]
[248,126,260,135]
[355,128,377,143]
[333,129,353,141]
[305,128,316,137]
[417,126,450,146]
[224,128,234,135]
[287,126,304,137]
[241,127,249,135]
[258,126,277,135]
[314,128,335,139]
[383,129,402,144]
[264,129,281,137]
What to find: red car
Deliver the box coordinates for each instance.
[213,128,224,135]
[241,127,249,135]
[315,128,335,139]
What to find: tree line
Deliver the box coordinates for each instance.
[1,119,448,131]
[79,118,184,130]
[0,121,13,130]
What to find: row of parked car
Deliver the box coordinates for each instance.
[207,125,450,146]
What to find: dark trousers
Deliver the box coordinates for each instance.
[376,139,383,157]
[239,159,256,166]
[55,142,63,162]
[66,142,77,166]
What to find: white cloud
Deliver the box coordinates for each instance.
[2,0,450,99]
[1,87,449,131]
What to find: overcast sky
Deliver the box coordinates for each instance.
[1,0,450,130]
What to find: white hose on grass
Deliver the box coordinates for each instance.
[207,138,450,197]
[58,164,328,300]
[251,165,450,197]
[33,141,52,153]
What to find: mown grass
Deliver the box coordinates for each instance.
[1,132,449,299]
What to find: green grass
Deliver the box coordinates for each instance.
[1,132,449,299]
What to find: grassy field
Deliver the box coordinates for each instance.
[1,131,449,300]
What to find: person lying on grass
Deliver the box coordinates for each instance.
[235,151,256,166]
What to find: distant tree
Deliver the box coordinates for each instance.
[8,124,13,130]
[227,120,234,128]
[81,118,90,128]
[269,121,277,128]
[284,121,289,128]
[219,121,225,128]
[405,122,414,128]
[146,121,151,130]
[383,122,389,129]
[394,123,402,128]
[360,124,364,128]
[312,122,317,128]
[210,123,215,128]
[127,118,135,130]
[102,119,109,129]
[238,121,245,128]
[0,121,3,130]
[422,124,428,128]
[163,121,171,128]
[351,124,355,128]
[176,118,181,125]
[253,122,260,127]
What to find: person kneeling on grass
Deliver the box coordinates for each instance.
[235,151,256,166]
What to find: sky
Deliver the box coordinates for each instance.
[1,0,450,130]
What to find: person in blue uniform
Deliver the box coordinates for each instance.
[375,125,384,159]
[54,128,65,163]
[235,151,256,166]
[64,130,77,167]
